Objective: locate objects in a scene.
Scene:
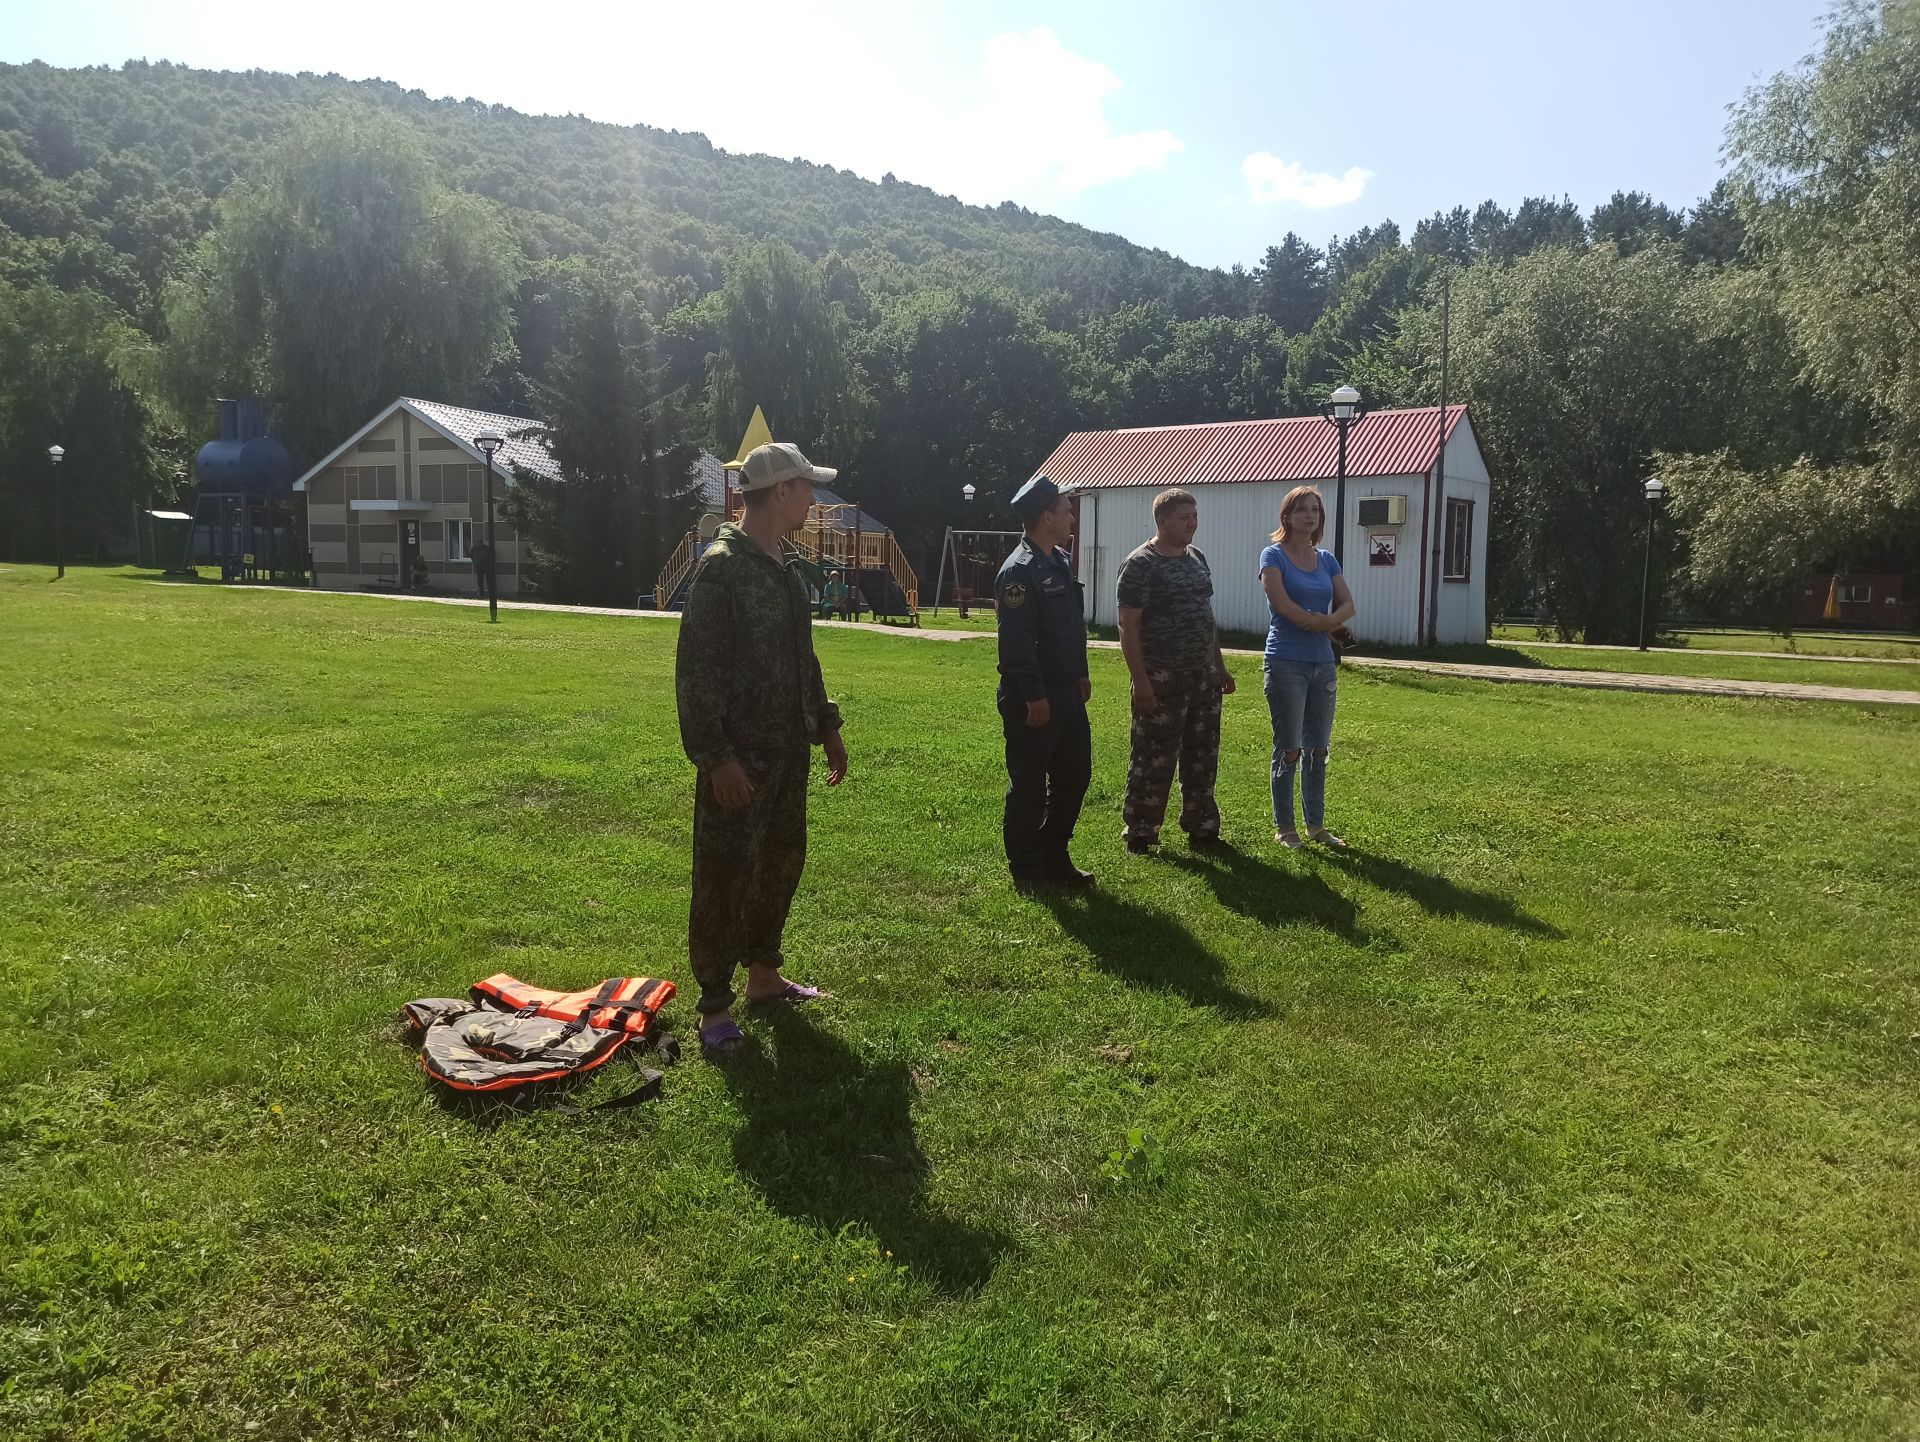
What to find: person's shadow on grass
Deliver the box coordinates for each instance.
[1162,844,1369,943]
[722,1009,1011,1296]
[1040,888,1275,1019]
[1328,847,1563,937]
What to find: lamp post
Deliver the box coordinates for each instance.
[475,431,504,624]
[48,445,65,579]
[1319,385,1366,564]
[1638,475,1667,651]
[958,482,976,616]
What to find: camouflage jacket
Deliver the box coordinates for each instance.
[675,523,842,771]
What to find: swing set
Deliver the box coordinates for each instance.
[931,527,1021,616]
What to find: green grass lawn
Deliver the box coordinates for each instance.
[5,566,1919,1441]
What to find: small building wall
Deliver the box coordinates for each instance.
[1432,417,1491,644]
[304,411,524,594]
[1794,572,1913,631]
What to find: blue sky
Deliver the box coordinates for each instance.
[6,0,1832,270]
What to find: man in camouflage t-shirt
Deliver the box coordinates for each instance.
[1115,488,1236,851]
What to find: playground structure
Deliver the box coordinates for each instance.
[932,527,1022,616]
[180,398,303,583]
[655,500,920,623]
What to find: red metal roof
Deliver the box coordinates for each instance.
[1034,405,1468,491]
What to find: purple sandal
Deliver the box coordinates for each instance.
[698,1016,747,1061]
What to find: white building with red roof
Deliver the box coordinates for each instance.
[1033,404,1490,645]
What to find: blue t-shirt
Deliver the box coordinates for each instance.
[1259,543,1342,663]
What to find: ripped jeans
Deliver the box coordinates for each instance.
[1263,660,1337,832]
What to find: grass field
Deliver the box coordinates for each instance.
[4,566,1919,1441]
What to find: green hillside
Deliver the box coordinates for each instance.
[0,58,1232,333]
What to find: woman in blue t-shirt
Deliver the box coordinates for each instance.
[1257,486,1357,849]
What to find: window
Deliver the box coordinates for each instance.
[1443,498,1473,581]
[1838,583,1873,604]
[357,438,396,453]
[448,519,475,563]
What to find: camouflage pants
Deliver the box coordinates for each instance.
[688,744,811,1015]
[1123,668,1222,841]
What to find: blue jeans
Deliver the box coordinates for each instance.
[1263,660,1337,831]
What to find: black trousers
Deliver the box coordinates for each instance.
[999,690,1092,880]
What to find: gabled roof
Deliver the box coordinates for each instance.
[690,453,893,534]
[810,487,893,536]
[693,450,728,511]
[1033,404,1470,491]
[292,396,556,491]
[295,399,894,532]
[405,398,559,482]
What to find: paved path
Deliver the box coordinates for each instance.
[221,585,1920,706]
[1500,639,1920,666]
[1322,654,1920,707]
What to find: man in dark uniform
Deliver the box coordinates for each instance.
[997,475,1094,891]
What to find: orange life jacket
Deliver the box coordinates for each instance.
[470,973,676,1038]
[403,974,677,1097]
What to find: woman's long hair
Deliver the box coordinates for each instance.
[1270,485,1326,545]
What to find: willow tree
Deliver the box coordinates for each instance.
[1731,0,1920,468]
[161,105,523,462]
[1663,0,1920,616]
[0,283,165,562]
[701,240,869,463]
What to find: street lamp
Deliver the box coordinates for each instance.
[475,432,504,624]
[47,445,65,579]
[1638,475,1667,651]
[1319,385,1366,564]
[958,483,977,616]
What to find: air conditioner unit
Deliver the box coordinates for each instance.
[1356,495,1407,527]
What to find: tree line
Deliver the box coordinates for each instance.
[2,0,1915,631]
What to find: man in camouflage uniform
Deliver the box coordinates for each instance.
[676,442,850,1058]
[1116,487,1235,853]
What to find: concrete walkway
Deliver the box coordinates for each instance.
[1500,638,1920,666]
[1325,654,1920,707]
[223,585,1920,706]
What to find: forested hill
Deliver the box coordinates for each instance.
[0,58,1230,329]
[4,3,1914,640]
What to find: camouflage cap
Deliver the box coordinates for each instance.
[736,441,837,492]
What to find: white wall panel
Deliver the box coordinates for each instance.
[1435,417,1492,643]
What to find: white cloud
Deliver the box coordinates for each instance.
[958,28,1184,196]
[1241,153,1374,208]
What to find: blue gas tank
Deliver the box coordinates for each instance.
[194,397,291,493]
